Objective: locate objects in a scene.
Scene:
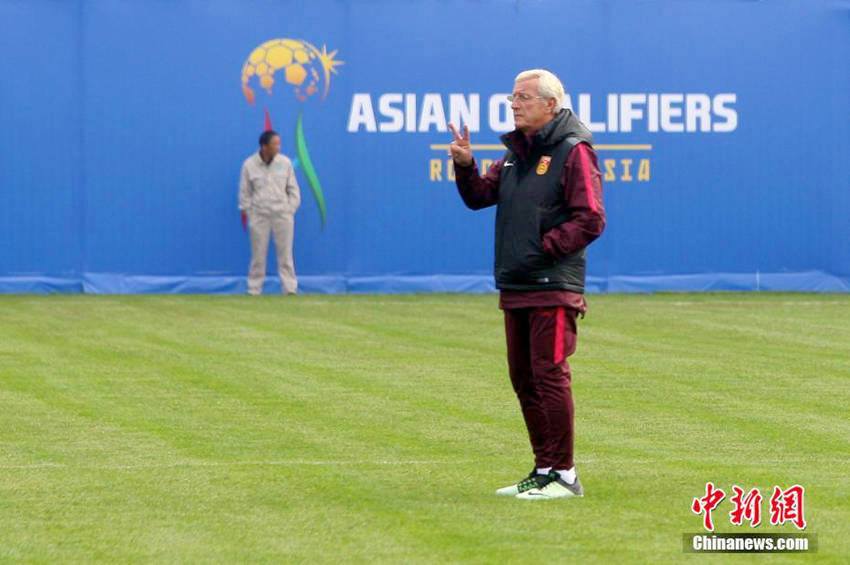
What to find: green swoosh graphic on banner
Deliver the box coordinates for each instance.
[295,111,326,228]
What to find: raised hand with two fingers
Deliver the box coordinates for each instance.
[447,122,473,167]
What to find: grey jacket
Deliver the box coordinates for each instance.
[238,152,301,215]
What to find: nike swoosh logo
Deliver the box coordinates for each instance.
[503,162,514,167]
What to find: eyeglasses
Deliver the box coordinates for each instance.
[507,93,546,103]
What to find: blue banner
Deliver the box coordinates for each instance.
[1,0,848,293]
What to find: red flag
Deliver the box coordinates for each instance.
[264,108,273,131]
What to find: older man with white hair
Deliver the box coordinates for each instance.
[449,69,606,500]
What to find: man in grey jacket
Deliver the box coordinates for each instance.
[238,130,301,295]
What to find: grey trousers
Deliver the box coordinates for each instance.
[247,210,297,294]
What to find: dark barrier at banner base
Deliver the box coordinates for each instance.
[1,271,847,295]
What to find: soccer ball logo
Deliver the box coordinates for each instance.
[239,38,343,229]
[241,38,342,105]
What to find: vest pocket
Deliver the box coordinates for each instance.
[523,206,554,272]
[538,204,571,234]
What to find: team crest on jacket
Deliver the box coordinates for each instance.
[537,155,552,175]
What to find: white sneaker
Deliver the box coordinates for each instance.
[495,469,552,497]
[516,473,584,500]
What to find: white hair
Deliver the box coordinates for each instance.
[514,69,565,111]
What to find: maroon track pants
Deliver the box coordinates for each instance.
[504,306,578,470]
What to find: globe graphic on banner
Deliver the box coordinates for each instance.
[240,38,343,227]
[241,38,340,104]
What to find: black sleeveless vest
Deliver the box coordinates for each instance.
[494,109,593,292]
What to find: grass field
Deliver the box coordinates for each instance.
[0,293,848,563]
